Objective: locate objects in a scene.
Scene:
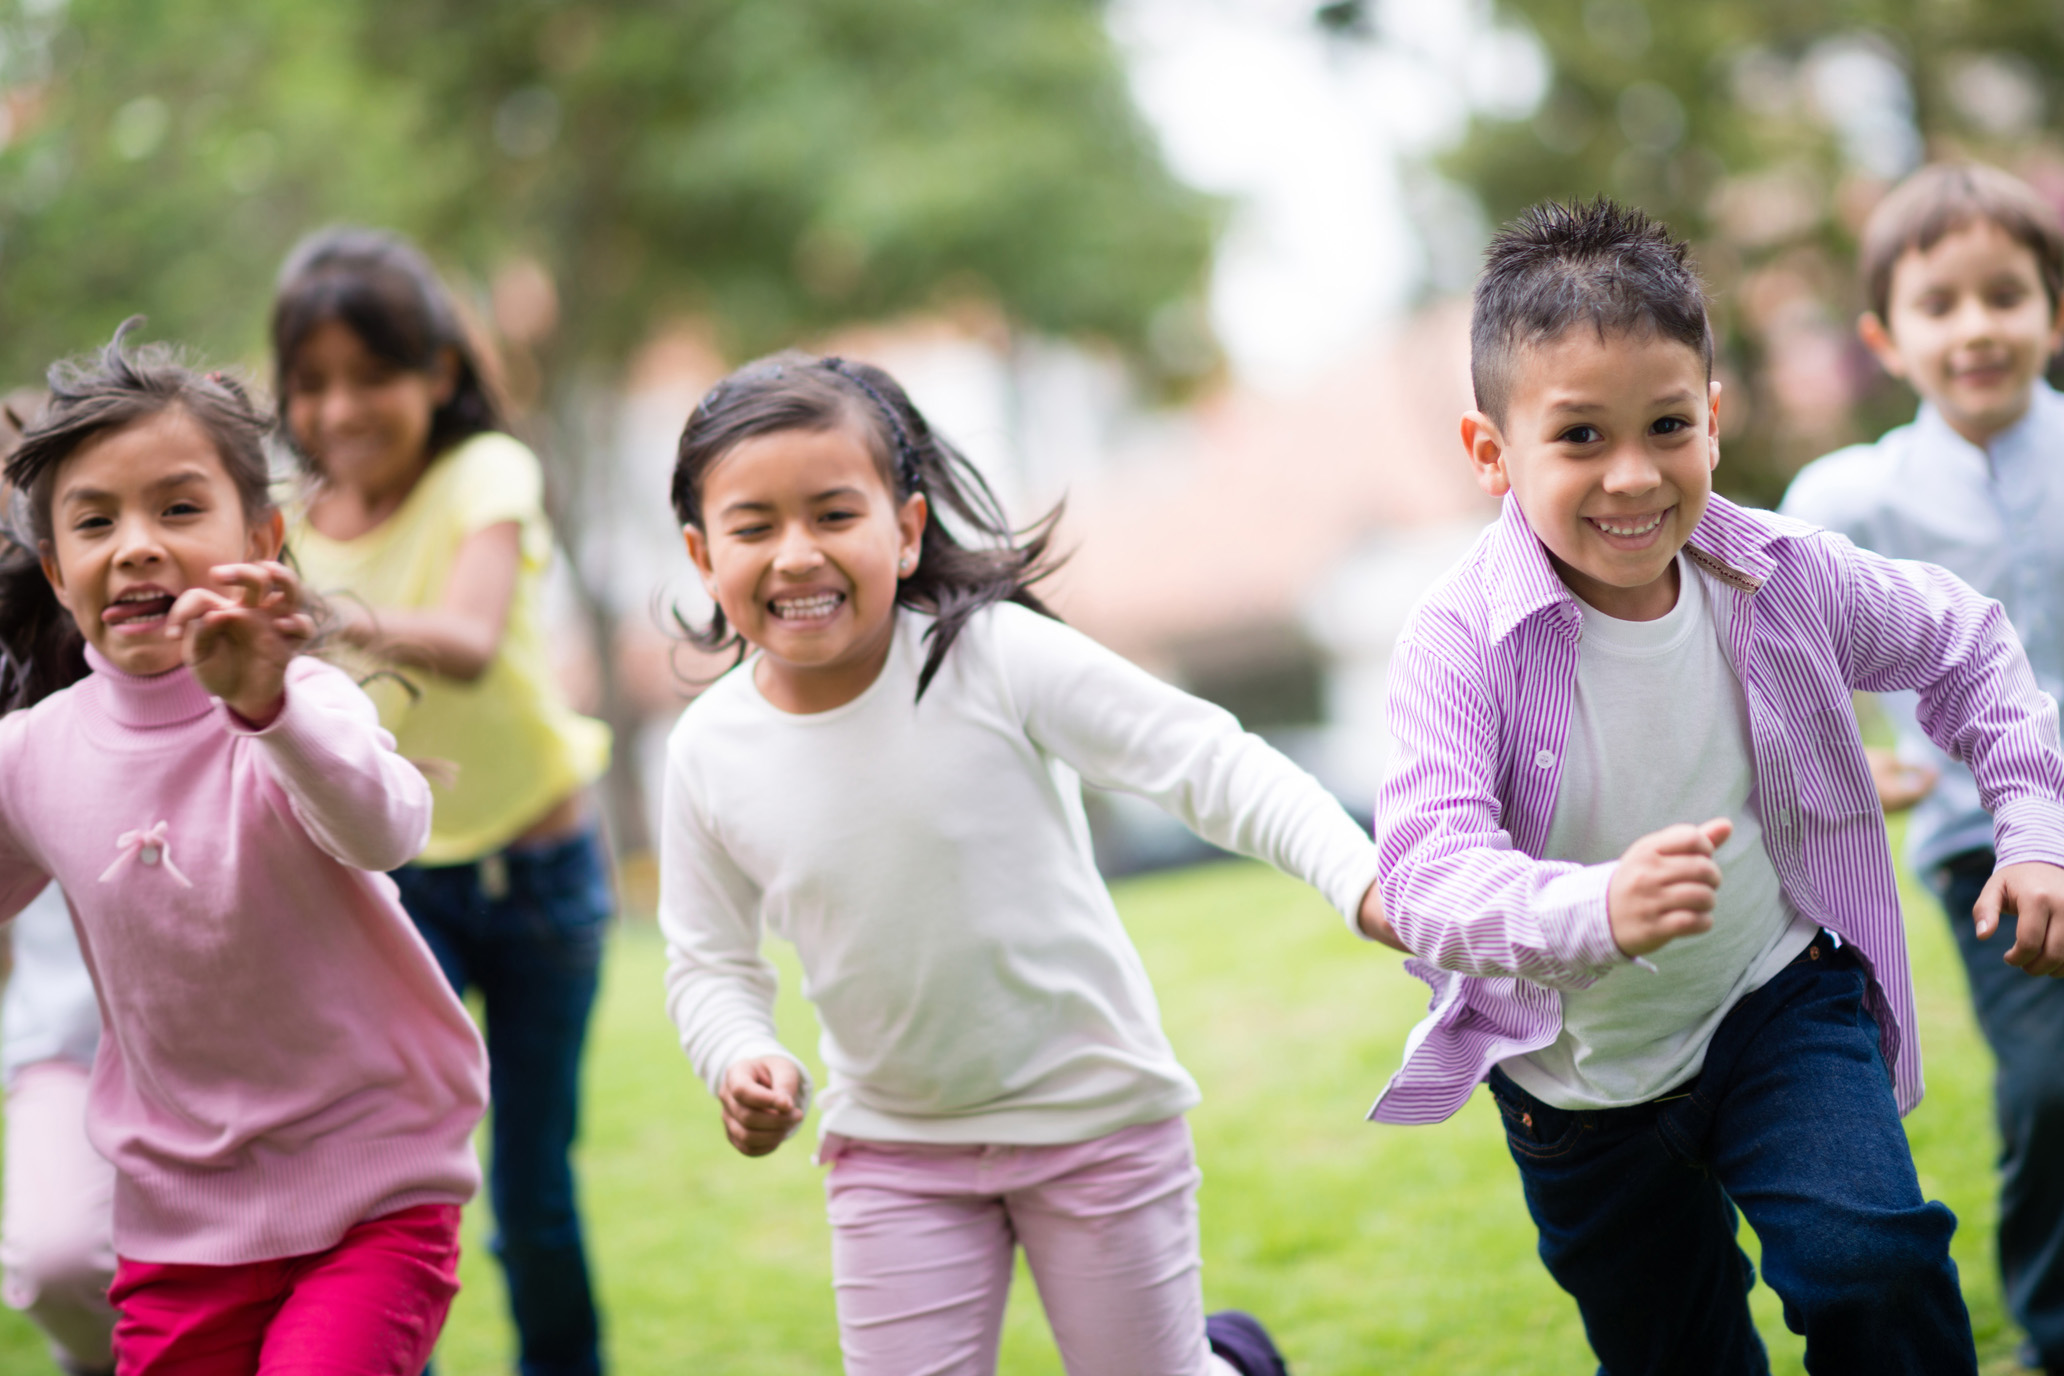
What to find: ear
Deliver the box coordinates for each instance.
[1857,312,1907,381]
[896,491,928,578]
[248,508,285,563]
[682,524,715,589]
[38,541,72,616]
[1706,379,1724,473]
[1459,411,1510,498]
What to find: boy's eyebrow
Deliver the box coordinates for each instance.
[1541,387,1703,415]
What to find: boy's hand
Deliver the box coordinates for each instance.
[718,1055,806,1156]
[1608,818,1732,958]
[1356,879,1406,951]
[167,561,314,727]
[1866,746,1937,813]
[1973,862,2064,977]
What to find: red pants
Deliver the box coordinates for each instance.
[109,1204,461,1376]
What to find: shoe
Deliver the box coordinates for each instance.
[1206,1309,1290,1376]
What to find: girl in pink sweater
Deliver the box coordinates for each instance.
[0,322,488,1376]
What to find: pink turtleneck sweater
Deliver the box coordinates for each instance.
[0,649,486,1265]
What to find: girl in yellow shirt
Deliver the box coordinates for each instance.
[274,227,612,1376]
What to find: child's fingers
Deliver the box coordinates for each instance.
[1653,907,1715,940]
[164,587,236,637]
[1697,817,1733,850]
[2005,899,2064,976]
[1651,853,1723,892]
[1973,872,2006,941]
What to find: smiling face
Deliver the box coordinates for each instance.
[1863,218,2064,447]
[282,318,452,504]
[684,423,926,714]
[41,408,282,677]
[1462,328,1720,622]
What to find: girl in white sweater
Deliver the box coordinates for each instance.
[662,353,1392,1376]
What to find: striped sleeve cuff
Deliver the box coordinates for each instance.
[1991,796,2064,870]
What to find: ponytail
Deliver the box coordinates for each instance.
[671,351,1065,699]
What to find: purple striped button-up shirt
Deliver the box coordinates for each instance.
[1371,493,2064,1125]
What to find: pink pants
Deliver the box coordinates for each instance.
[823,1115,1239,1376]
[3,1059,118,1373]
[108,1203,461,1376]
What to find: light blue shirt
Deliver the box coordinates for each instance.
[1781,382,2064,876]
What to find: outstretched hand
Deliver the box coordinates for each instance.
[718,1055,807,1157]
[1608,818,1732,959]
[164,560,314,727]
[1973,861,2064,977]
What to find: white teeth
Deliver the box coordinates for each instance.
[1593,513,1665,537]
[771,593,843,619]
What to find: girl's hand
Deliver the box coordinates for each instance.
[719,1055,806,1157]
[166,560,315,726]
[1866,746,1937,813]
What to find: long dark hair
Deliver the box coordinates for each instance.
[671,352,1065,699]
[270,226,504,471]
[0,319,277,712]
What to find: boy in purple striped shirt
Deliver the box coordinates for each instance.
[1371,197,2064,1376]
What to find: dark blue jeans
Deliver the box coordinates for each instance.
[1486,932,1975,1375]
[394,826,611,1376]
[1938,849,2064,1373]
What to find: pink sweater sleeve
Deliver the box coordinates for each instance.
[229,658,433,873]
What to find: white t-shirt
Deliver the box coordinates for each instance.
[659,602,1384,1146]
[1501,559,1818,1109]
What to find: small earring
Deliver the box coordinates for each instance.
[899,556,914,575]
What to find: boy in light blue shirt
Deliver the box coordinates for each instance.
[1782,161,2064,1375]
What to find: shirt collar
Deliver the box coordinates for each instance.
[1912,380,2059,469]
[81,645,217,729]
[1481,490,1771,645]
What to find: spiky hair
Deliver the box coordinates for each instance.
[1470,197,1712,422]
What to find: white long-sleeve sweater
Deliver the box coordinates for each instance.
[660,602,1382,1146]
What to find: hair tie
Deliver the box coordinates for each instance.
[821,357,923,490]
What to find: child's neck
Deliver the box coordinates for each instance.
[752,620,900,715]
[306,466,427,541]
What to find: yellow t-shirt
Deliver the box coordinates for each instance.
[289,432,611,865]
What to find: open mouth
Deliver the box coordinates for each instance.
[103,588,177,629]
[769,591,845,622]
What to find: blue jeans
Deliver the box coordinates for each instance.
[1485,932,1974,1375]
[393,827,611,1376]
[1938,849,2064,1373]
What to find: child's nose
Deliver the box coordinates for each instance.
[1601,444,1662,493]
[772,526,823,571]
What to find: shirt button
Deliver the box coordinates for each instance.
[1534,750,1555,768]
[140,846,161,866]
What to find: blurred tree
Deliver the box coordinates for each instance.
[0,0,1219,848]
[1323,0,2064,505]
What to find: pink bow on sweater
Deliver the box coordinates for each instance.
[98,821,194,889]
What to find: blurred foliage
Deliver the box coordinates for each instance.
[0,0,1219,390]
[1335,0,2064,504]
[0,0,1220,853]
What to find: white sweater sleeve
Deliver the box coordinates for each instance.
[657,741,811,1099]
[995,605,1382,922]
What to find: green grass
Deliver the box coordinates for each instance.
[0,833,2039,1373]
